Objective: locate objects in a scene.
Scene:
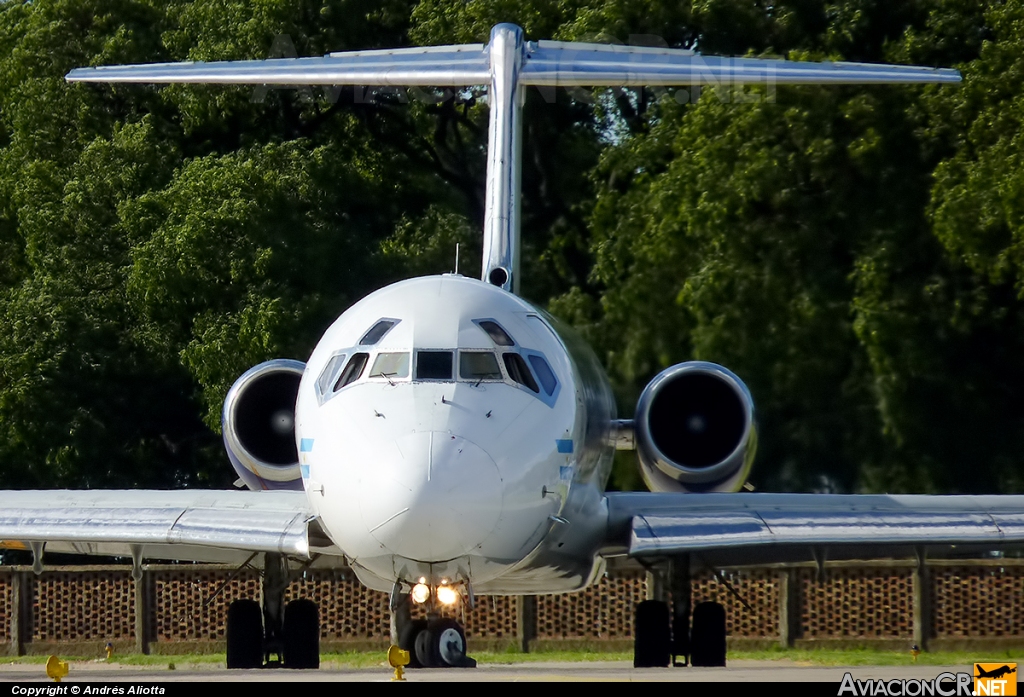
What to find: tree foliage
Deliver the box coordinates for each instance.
[0,0,1021,494]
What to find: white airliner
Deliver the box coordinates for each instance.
[2,23,1022,671]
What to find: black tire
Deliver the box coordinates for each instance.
[226,599,263,669]
[633,600,670,668]
[433,618,468,667]
[690,601,726,667]
[399,619,429,669]
[414,625,437,668]
[283,599,320,669]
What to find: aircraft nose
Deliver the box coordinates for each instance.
[358,431,503,562]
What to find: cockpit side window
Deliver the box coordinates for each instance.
[416,350,454,380]
[369,352,410,379]
[474,319,515,346]
[316,353,347,400]
[459,351,503,381]
[359,319,399,346]
[503,353,539,393]
[334,352,368,390]
[528,354,558,396]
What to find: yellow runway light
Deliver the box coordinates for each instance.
[45,655,68,683]
[387,645,410,681]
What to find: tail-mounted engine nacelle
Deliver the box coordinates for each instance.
[222,359,305,491]
[634,362,756,493]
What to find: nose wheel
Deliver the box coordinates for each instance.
[399,617,476,668]
[435,621,469,666]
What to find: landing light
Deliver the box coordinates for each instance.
[436,585,459,606]
[411,583,430,604]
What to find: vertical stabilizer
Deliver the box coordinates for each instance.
[481,24,524,294]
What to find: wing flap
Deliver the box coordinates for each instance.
[0,490,315,557]
[608,493,1024,558]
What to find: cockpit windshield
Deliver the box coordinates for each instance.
[416,351,454,380]
[316,353,347,398]
[528,354,557,396]
[315,317,560,406]
[370,352,410,379]
[502,353,539,393]
[359,319,398,345]
[334,352,368,390]
[459,351,502,381]
[474,319,515,346]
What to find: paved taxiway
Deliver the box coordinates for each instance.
[0,660,981,682]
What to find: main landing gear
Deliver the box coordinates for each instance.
[226,553,320,669]
[633,555,727,668]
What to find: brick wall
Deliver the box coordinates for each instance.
[0,560,1021,654]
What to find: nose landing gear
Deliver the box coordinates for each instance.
[392,592,476,669]
[413,618,475,668]
[402,617,475,668]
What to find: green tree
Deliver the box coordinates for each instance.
[2,0,1022,497]
[0,0,428,486]
[551,0,1024,493]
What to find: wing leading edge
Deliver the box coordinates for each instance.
[606,492,1024,565]
[0,490,321,560]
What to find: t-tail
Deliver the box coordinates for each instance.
[66,23,960,296]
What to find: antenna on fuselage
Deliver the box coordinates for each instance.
[65,26,961,297]
[455,243,460,276]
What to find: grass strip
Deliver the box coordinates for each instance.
[2,647,1020,670]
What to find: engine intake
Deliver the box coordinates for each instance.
[222,359,305,491]
[635,362,756,493]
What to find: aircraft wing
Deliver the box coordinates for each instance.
[0,490,326,563]
[605,492,1024,565]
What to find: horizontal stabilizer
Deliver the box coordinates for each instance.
[64,22,962,300]
[66,36,960,87]
[521,41,961,86]
[67,44,490,86]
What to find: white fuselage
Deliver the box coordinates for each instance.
[294,275,615,594]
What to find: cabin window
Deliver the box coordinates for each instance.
[359,319,398,346]
[459,352,503,381]
[316,353,347,397]
[503,353,539,393]
[528,354,558,396]
[369,352,410,379]
[475,320,515,346]
[334,352,368,390]
[416,351,454,380]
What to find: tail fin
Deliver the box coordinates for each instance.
[67,23,960,296]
